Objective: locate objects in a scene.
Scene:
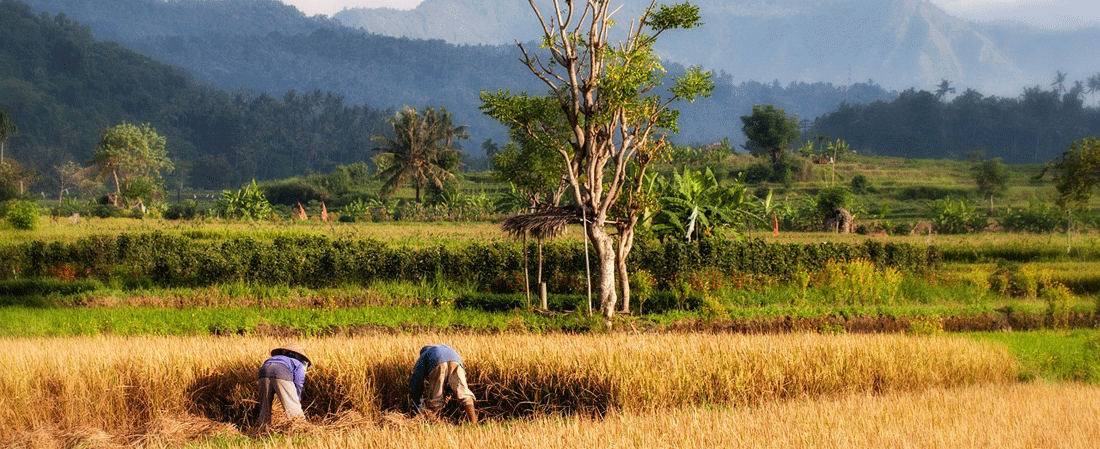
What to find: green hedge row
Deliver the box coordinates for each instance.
[0,233,940,292]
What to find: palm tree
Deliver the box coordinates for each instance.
[372,106,468,202]
[0,110,16,165]
[1087,73,1100,107]
[934,79,956,102]
[1051,71,1068,94]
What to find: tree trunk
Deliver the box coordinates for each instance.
[538,238,547,311]
[616,217,638,314]
[587,222,618,320]
[112,169,121,207]
[522,234,530,308]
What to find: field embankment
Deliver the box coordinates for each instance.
[1,333,1018,446]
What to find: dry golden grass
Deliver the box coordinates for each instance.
[0,333,1019,446]
[9,383,1099,449]
[236,382,1100,449]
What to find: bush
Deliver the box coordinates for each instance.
[741,163,773,184]
[0,234,941,293]
[216,180,273,220]
[5,200,40,230]
[999,200,1066,233]
[816,186,853,216]
[162,201,205,220]
[260,178,331,206]
[850,174,873,194]
[928,197,987,234]
[92,204,122,218]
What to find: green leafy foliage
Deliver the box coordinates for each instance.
[0,233,940,293]
[373,106,468,202]
[0,2,390,189]
[972,157,1009,204]
[0,159,34,202]
[815,186,854,217]
[90,122,172,208]
[4,199,39,230]
[998,199,1066,233]
[811,88,1100,163]
[649,168,758,241]
[927,197,988,234]
[1048,137,1100,209]
[740,104,801,165]
[215,180,273,220]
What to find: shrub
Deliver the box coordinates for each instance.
[816,186,853,217]
[928,197,987,234]
[821,259,903,306]
[162,201,205,220]
[1043,282,1075,329]
[999,200,1066,233]
[5,200,39,230]
[0,234,940,293]
[850,174,872,194]
[907,314,944,335]
[260,178,331,206]
[92,203,122,218]
[216,180,273,220]
[630,270,656,313]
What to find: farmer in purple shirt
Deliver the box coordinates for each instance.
[409,344,477,424]
[256,342,311,427]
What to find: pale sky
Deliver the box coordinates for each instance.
[280,0,1099,29]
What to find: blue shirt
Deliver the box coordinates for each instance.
[409,344,463,403]
[258,355,307,397]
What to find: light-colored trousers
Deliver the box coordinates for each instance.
[424,361,476,412]
[256,377,305,426]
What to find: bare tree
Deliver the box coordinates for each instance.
[483,1,713,318]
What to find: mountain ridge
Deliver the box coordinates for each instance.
[334,0,1096,96]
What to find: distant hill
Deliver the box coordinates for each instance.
[0,0,391,190]
[335,0,1100,97]
[19,0,899,156]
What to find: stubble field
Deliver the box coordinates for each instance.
[7,332,1097,449]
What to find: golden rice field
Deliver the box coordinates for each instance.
[201,383,1100,449]
[0,333,1037,448]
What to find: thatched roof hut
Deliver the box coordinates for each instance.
[501,206,583,241]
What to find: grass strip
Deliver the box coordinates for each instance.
[965,329,1100,383]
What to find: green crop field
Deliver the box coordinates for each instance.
[4,155,1100,448]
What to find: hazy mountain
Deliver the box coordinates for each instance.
[21,0,335,40]
[18,0,898,157]
[335,0,1099,97]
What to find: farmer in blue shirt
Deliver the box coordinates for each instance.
[256,342,311,427]
[409,344,478,424]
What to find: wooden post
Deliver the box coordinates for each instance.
[540,282,548,311]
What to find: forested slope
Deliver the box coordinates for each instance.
[810,87,1100,164]
[0,0,392,190]
[20,0,899,156]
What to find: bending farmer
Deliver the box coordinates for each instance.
[409,344,477,424]
[257,342,311,427]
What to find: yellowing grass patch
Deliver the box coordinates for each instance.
[1,333,1019,446]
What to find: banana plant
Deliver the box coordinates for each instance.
[650,167,760,242]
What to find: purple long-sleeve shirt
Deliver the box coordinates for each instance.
[258,355,307,397]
